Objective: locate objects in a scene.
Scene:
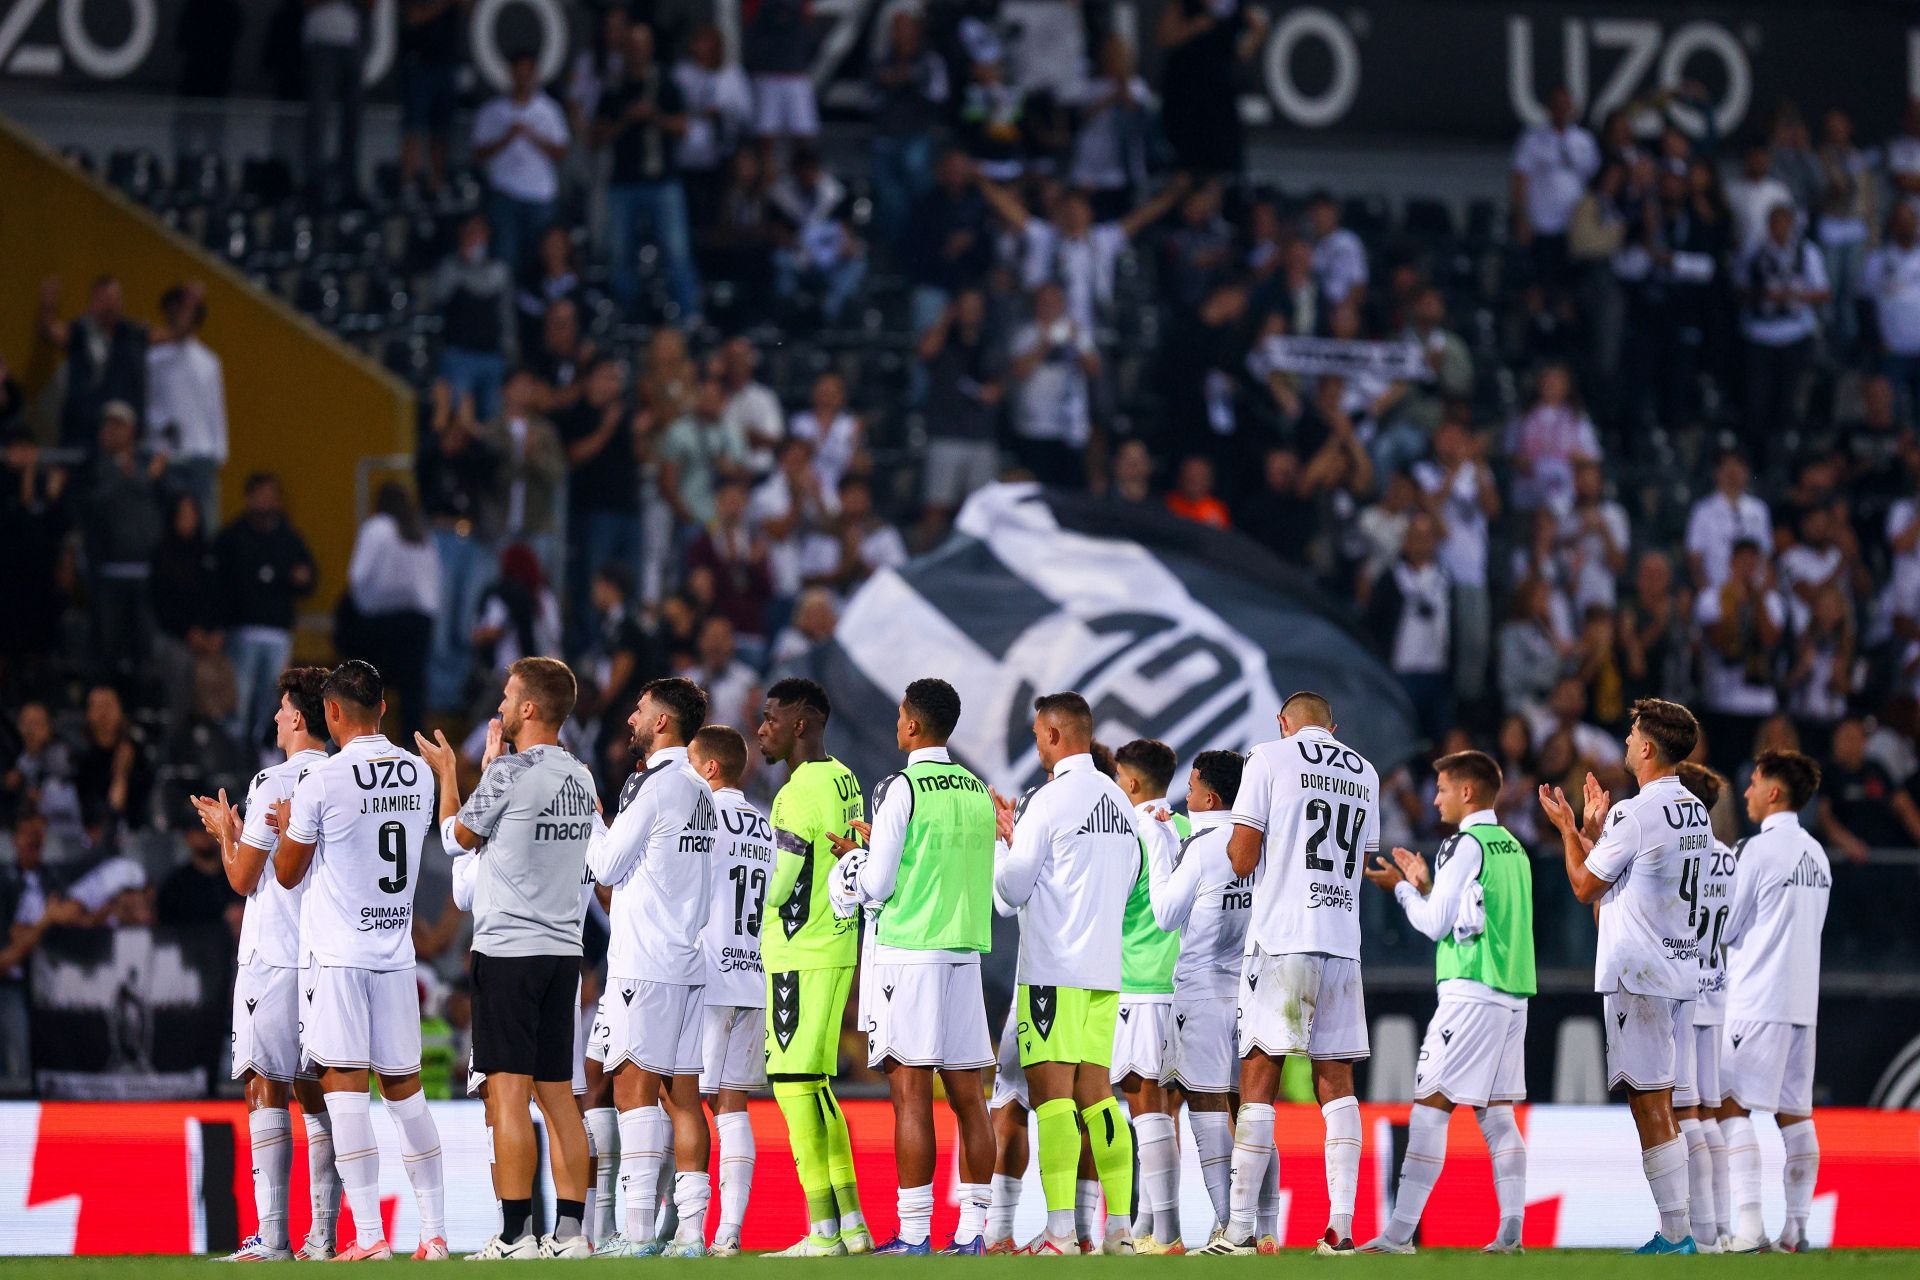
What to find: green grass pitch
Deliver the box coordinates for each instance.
[1,1255,1913,1276]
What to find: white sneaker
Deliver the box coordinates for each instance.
[539,1234,594,1259]
[1357,1236,1416,1255]
[1481,1239,1524,1255]
[1725,1234,1770,1254]
[1195,1231,1255,1257]
[775,1234,847,1257]
[217,1234,292,1261]
[1695,1238,1722,1254]
[709,1236,741,1258]
[1099,1233,1134,1256]
[466,1235,541,1261]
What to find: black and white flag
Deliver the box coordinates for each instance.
[807,483,1418,802]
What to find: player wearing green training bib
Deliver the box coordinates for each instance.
[755,678,870,1257]
[834,678,998,1255]
[1111,739,1188,1254]
[1359,750,1535,1255]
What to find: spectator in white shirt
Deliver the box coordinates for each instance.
[749,436,839,611]
[1008,282,1099,488]
[1505,361,1599,513]
[1363,511,1452,746]
[1862,202,1920,418]
[472,52,571,271]
[1686,451,1773,589]
[1413,415,1499,701]
[678,615,760,730]
[715,336,785,476]
[822,474,907,594]
[1740,203,1830,459]
[1305,190,1369,306]
[1725,143,1798,256]
[671,25,753,216]
[1554,457,1630,610]
[1510,86,1600,288]
[145,283,226,529]
[788,370,863,494]
[342,483,441,741]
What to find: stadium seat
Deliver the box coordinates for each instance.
[1403,196,1454,241]
[106,148,163,202]
[240,156,296,205]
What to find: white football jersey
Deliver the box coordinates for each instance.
[588,745,717,986]
[993,753,1137,990]
[1723,812,1830,1026]
[1583,773,1706,1000]
[236,747,328,969]
[1149,811,1252,998]
[285,735,435,971]
[1231,727,1380,962]
[1692,837,1739,1025]
[705,787,773,1008]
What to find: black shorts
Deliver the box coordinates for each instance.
[471,952,578,1082]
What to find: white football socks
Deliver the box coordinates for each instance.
[1074,1179,1101,1242]
[1321,1096,1361,1241]
[584,1107,619,1245]
[1189,1109,1234,1231]
[1225,1102,1275,1243]
[954,1181,990,1247]
[1385,1103,1449,1245]
[1780,1119,1819,1243]
[1679,1118,1716,1245]
[382,1090,444,1241]
[672,1170,710,1246]
[897,1183,935,1246]
[248,1107,293,1250]
[1475,1105,1527,1247]
[616,1106,670,1244]
[986,1173,1022,1242]
[1133,1112,1177,1241]
[1701,1118,1730,1240]
[1721,1114,1765,1242]
[1257,1150,1281,1241]
[323,1091,384,1249]
[302,1109,341,1250]
[1641,1136,1691,1244]
[714,1111,754,1246]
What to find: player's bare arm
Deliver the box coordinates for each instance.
[269,797,317,889]
[194,788,268,895]
[415,729,483,850]
[1226,823,1263,879]
[1539,784,1610,904]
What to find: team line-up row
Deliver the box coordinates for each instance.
[192,658,1829,1260]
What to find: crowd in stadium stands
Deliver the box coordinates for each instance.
[8,0,1920,1046]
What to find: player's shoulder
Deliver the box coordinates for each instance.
[872,768,911,813]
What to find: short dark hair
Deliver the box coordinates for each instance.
[1089,742,1116,779]
[641,677,709,739]
[1191,750,1245,806]
[767,676,832,723]
[1114,739,1177,796]
[278,667,329,739]
[1753,749,1821,810]
[510,657,578,725]
[1629,698,1699,764]
[1435,750,1503,806]
[244,471,278,495]
[1281,690,1333,727]
[902,678,961,740]
[323,660,383,714]
[1676,761,1727,810]
[1033,691,1092,729]
[690,725,749,786]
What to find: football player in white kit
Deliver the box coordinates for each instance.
[1202,692,1378,1257]
[1146,750,1281,1250]
[585,677,718,1258]
[688,724,772,1257]
[192,667,338,1262]
[1537,697,1705,1254]
[1359,750,1533,1255]
[268,661,446,1262]
[1716,749,1831,1254]
[1108,739,1185,1254]
[1674,762,1738,1251]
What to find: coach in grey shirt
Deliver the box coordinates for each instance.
[417,656,596,1259]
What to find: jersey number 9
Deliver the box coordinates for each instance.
[379,821,409,895]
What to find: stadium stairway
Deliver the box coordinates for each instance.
[0,113,414,656]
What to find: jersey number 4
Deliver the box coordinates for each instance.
[1304,798,1364,878]
[378,821,409,895]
